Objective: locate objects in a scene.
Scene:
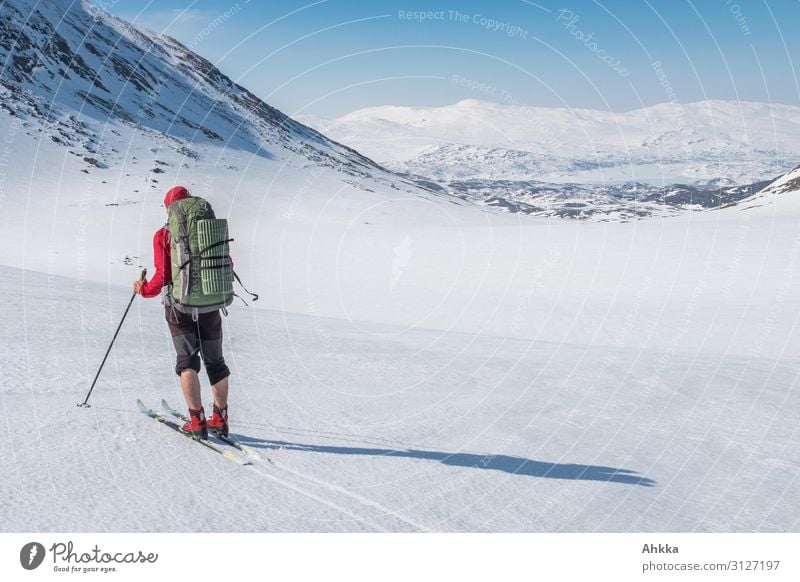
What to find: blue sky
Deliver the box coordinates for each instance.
[106,0,800,118]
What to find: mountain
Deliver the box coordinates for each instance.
[3,0,794,224]
[756,163,800,197]
[0,0,427,188]
[732,163,800,213]
[0,0,478,289]
[437,177,773,222]
[301,99,800,219]
[303,98,800,184]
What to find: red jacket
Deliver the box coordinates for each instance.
[140,186,189,299]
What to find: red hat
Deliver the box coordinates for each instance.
[164,186,189,207]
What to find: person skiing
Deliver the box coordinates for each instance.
[132,186,230,440]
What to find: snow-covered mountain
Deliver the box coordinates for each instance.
[301,99,800,219]
[303,98,800,184]
[756,163,800,198]
[0,0,471,284]
[439,177,772,222]
[3,0,795,223]
[0,0,429,190]
[733,163,800,212]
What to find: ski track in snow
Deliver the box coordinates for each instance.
[255,460,433,532]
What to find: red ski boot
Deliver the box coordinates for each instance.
[181,408,208,440]
[207,404,229,437]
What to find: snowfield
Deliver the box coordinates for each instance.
[1,155,799,531]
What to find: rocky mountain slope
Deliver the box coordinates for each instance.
[0,0,423,191]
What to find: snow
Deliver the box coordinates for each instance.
[1,0,798,533]
[2,130,799,531]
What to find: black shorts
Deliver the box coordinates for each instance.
[165,307,230,385]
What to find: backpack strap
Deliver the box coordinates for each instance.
[233,270,259,302]
[168,199,193,305]
[199,238,234,255]
[198,239,234,271]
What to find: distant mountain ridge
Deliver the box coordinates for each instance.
[304,98,800,185]
[300,99,800,219]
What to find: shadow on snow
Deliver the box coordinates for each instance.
[240,436,656,487]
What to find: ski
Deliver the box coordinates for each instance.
[160,399,265,462]
[136,399,251,466]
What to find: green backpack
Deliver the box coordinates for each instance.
[166,196,234,315]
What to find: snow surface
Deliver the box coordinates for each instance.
[1,123,799,531]
[1,0,798,533]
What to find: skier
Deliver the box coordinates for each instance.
[132,186,230,440]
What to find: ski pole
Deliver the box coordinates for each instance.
[77,268,146,408]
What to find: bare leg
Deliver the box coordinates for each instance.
[211,376,229,409]
[180,369,202,410]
